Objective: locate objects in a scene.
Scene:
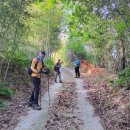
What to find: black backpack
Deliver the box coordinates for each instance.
[28,58,39,76]
[54,65,58,71]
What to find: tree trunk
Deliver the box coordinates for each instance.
[4,27,18,82]
[120,38,126,70]
[0,57,5,76]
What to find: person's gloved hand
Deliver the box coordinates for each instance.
[42,69,50,75]
[38,70,43,74]
[46,69,50,77]
[46,68,50,74]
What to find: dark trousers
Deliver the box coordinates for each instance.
[75,66,80,77]
[55,71,62,82]
[29,77,41,105]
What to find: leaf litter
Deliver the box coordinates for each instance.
[82,71,130,130]
[44,82,84,130]
[0,76,53,130]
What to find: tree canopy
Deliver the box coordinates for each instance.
[0,0,129,87]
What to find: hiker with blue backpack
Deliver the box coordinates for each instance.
[28,50,49,110]
[74,57,80,78]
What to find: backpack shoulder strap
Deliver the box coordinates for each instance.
[42,61,44,69]
[33,58,39,69]
[33,58,44,69]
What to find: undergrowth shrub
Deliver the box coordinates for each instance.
[12,50,29,69]
[45,58,54,70]
[0,82,15,97]
[114,68,130,88]
[0,100,7,110]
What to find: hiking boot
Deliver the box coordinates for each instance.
[55,80,57,83]
[32,104,41,110]
[28,102,33,107]
[59,81,63,83]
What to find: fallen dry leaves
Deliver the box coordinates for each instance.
[44,82,83,130]
[81,70,130,130]
[0,76,53,130]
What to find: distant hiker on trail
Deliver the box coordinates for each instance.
[28,50,49,110]
[54,59,63,83]
[74,57,80,78]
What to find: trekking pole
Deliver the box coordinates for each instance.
[39,73,42,108]
[47,74,50,107]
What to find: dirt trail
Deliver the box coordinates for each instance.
[14,68,104,130]
[66,68,104,130]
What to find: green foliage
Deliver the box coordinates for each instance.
[68,40,86,58]
[26,1,62,54]
[45,58,54,70]
[12,50,29,68]
[0,0,129,90]
[115,21,126,37]
[86,52,95,64]
[0,100,8,110]
[0,82,15,97]
[0,100,5,108]
[114,68,130,87]
[0,87,14,97]
[55,39,68,65]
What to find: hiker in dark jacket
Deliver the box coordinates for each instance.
[54,59,63,83]
[28,50,49,110]
[74,57,80,78]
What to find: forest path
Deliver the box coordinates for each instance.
[14,68,104,130]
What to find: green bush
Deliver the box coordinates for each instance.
[86,52,95,64]
[0,82,15,97]
[0,87,14,97]
[45,58,55,70]
[0,100,7,110]
[0,100,5,107]
[12,50,29,68]
[114,68,130,88]
[68,42,86,59]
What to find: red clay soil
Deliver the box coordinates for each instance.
[80,60,130,130]
[80,60,105,75]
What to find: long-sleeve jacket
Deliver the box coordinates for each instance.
[31,58,45,78]
[55,62,61,73]
[74,59,80,67]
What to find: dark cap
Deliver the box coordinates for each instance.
[40,50,46,55]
